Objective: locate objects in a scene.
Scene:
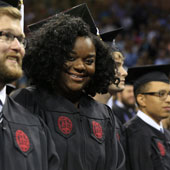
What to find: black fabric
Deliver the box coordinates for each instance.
[113,115,126,170]
[12,86,125,170]
[100,28,123,42]
[126,64,170,92]
[124,116,170,170]
[0,1,10,7]
[133,71,169,92]
[0,0,19,8]
[0,95,60,170]
[112,104,136,124]
[28,3,97,34]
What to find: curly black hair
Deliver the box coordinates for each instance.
[23,14,116,96]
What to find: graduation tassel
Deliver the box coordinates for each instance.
[19,0,24,32]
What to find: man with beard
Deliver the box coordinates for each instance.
[112,84,137,124]
[0,1,60,169]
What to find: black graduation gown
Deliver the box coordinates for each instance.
[124,116,170,170]
[113,115,126,170]
[12,86,125,170]
[0,96,60,170]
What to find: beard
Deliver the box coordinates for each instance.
[0,59,23,84]
[122,98,136,108]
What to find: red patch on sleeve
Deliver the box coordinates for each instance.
[157,142,166,156]
[58,116,72,134]
[92,121,103,139]
[15,130,30,152]
[116,132,120,141]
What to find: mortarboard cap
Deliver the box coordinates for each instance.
[0,0,21,8]
[28,3,97,34]
[0,0,24,31]
[126,64,170,92]
[100,27,123,52]
[100,27,123,42]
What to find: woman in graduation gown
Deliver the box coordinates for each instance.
[12,14,124,170]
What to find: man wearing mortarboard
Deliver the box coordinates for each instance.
[94,28,128,106]
[94,28,129,170]
[124,64,170,170]
[0,1,60,169]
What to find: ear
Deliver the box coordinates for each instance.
[137,94,146,107]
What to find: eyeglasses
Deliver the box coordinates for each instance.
[0,31,27,48]
[141,90,170,101]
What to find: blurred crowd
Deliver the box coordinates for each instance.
[17,0,170,88]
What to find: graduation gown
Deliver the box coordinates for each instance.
[0,96,60,170]
[124,116,170,170]
[12,86,124,170]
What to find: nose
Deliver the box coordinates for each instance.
[118,66,128,77]
[10,38,23,52]
[73,59,86,72]
[122,67,128,77]
[165,92,170,102]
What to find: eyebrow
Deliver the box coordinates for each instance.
[70,51,96,58]
[1,29,25,37]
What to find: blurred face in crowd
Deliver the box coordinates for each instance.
[108,51,127,94]
[0,14,25,87]
[137,81,170,124]
[117,84,136,108]
[59,36,96,95]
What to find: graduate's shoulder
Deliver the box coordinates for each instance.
[124,116,151,137]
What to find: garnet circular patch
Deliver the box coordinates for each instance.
[92,121,103,139]
[58,116,73,135]
[16,130,30,152]
[157,142,166,156]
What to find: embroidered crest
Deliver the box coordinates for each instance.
[157,142,166,156]
[116,132,120,141]
[15,130,30,152]
[58,116,73,135]
[92,121,103,139]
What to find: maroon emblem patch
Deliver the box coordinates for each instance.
[157,142,166,156]
[58,116,72,134]
[116,132,120,141]
[15,130,30,152]
[92,121,103,139]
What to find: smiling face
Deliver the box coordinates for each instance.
[0,14,25,86]
[58,36,96,96]
[108,51,127,94]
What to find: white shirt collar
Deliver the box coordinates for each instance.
[0,86,6,105]
[137,110,164,133]
[115,100,124,108]
[106,96,114,109]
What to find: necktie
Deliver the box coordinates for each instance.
[0,100,3,123]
